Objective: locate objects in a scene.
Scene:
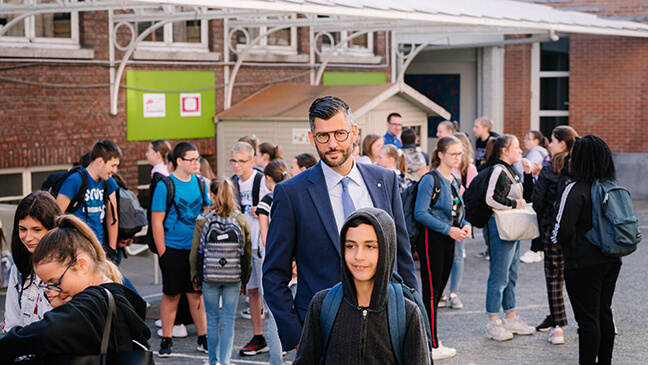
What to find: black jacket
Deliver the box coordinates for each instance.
[0,283,150,364]
[293,208,430,365]
[531,160,566,230]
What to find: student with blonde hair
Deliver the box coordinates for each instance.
[472,117,499,167]
[0,215,150,361]
[376,144,410,192]
[358,134,384,164]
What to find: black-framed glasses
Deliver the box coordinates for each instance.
[40,257,77,293]
[313,129,351,144]
[180,156,201,164]
[229,158,252,165]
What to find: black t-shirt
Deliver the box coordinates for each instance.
[474,131,500,166]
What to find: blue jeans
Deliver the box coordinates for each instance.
[449,239,465,293]
[485,217,520,315]
[203,282,241,365]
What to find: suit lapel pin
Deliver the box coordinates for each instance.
[377,182,382,188]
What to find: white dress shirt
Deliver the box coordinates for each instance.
[321,160,374,231]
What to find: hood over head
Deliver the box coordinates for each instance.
[339,207,396,311]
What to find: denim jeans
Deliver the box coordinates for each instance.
[203,282,241,365]
[267,309,283,365]
[485,217,520,315]
[449,239,465,293]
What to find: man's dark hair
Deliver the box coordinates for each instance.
[570,135,616,183]
[90,141,122,162]
[171,142,198,168]
[401,128,417,145]
[79,153,92,168]
[387,112,401,123]
[295,153,318,170]
[308,96,353,131]
[340,215,374,242]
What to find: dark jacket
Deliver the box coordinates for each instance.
[0,283,150,364]
[485,161,533,210]
[552,181,621,269]
[293,208,430,365]
[531,158,571,230]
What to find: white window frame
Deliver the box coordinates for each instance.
[235,14,298,55]
[137,5,208,51]
[530,42,569,131]
[0,164,71,202]
[0,0,79,48]
[323,30,374,56]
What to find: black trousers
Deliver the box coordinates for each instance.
[564,260,621,365]
[416,227,454,349]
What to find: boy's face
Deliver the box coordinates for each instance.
[344,223,379,287]
[231,152,254,177]
[99,157,119,180]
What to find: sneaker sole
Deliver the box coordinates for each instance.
[486,333,513,341]
[240,346,270,356]
[549,337,565,345]
[157,352,173,358]
[197,346,208,353]
[536,326,551,332]
[508,329,536,336]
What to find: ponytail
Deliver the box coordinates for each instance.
[258,142,283,161]
[486,135,516,162]
[430,136,461,169]
[210,177,236,218]
[264,159,291,184]
[32,215,123,284]
[551,126,579,174]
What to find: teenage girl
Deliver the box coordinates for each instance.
[2,191,61,333]
[414,136,472,360]
[290,153,317,177]
[146,139,172,177]
[552,135,622,365]
[376,144,410,192]
[358,134,383,164]
[531,125,579,344]
[436,121,459,139]
[0,215,150,361]
[523,130,549,179]
[255,142,283,170]
[257,159,291,365]
[190,177,252,365]
[483,135,536,341]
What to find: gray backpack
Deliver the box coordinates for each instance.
[197,210,244,284]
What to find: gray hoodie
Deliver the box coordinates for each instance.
[294,207,430,365]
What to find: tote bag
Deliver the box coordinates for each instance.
[493,204,540,241]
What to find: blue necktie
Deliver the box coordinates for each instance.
[340,176,356,218]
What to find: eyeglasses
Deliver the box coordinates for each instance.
[388,121,402,127]
[40,257,77,293]
[229,158,252,165]
[446,152,464,158]
[180,156,201,164]
[313,130,351,144]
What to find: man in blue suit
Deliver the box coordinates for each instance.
[263,96,419,351]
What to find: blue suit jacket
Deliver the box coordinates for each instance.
[262,161,418,350]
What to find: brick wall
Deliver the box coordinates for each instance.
[503,42,532,141]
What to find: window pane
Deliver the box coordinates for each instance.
[349,32,368,49]
[267,28,291,47]
[541,38,569,72]
[34,0,71,38]
[138,164,153,186]
[138,21,164,42]
[0,173,22,198]
[0,0,25,37]
[172,20,201,43]
[31,169,67,192]
[540,116,569,138]
[540,77,569,111]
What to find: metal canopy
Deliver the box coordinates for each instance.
[3,0,648,115]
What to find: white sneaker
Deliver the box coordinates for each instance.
[240,307,266,319]
[503,316,536,335]
[486,319,513,341]
[520,250,544,263]
[432,342,456,360]
[157,324,188,338]
[448,293,464,309]
[437,295,447,308]
[548,326,565,345]
[155,319,162,328]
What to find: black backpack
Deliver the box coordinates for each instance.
[400,170,442,244]
[463,165,498,228]
[146,173,206,254]
[46,166,110,221]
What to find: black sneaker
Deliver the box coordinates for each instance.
[158,337,172,357]
[197,335,208,353]
[239,335,269,356]
[536,315,553,332]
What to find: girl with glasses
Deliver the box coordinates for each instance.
[2,191,61,333]
[0,214,150,362]
[414,136,472,360]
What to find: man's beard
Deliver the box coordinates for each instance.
[317,146,351,168]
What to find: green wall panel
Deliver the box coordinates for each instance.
[126,70,216,141]
[322,72,386,86]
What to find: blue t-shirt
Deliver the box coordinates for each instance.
[151,174,211,250]
[383,132,402,148]
[58,167,118,245]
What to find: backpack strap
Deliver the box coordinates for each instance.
[388,282,406,365]
[103,179,117,226]
[252,172,263,206]
[429,170,442,208]
[320,283,344,355]
[64,166,89,218]
[197,175,208,207]
[100,288,116,355]
[231,174,241,207]
[162,176,177,227]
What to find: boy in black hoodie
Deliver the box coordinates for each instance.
[294,207,430,364]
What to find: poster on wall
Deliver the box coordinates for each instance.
[292,128,310,144]
[143,93,166,118]
[180,93,201,117]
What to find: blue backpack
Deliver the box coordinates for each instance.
[320,273,433,365]
[585,180,642,257]
[401,171,441,244]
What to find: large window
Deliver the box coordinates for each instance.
[536,38,569,137]
[0,165,70,204]
[137,6,207,50]
[0,0,78,47]
[321,30,374,56]
[234,15,298,54]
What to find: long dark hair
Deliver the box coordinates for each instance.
[551,126,579,174]
[11,191,61,287]
[258,142,283,161]
[570,135,616,183]
[527,130,549,149]
[430,136,461,169]
[264,159,291,184]
[485,134,517,162]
